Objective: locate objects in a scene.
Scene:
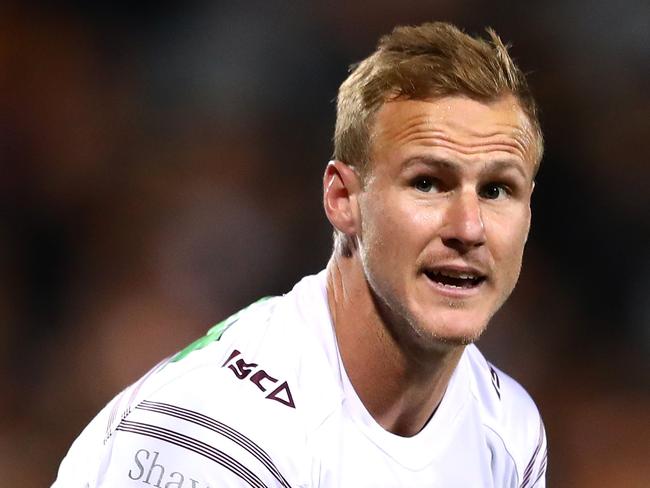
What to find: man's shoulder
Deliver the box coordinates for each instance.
[463,345,540,417]
[137,275,337,424]
[69,355,312,488]
[149,296,308,418]
[67,280,336,488]
[463,345,547,485]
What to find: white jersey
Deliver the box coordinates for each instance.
[53,271,547,487]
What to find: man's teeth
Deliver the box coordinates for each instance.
[426,269,484,288]
[432,270,478,279]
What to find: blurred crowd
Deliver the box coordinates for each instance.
[0,1,648,486]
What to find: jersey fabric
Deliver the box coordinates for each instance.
[52,271,547,488]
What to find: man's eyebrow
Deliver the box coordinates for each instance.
[402,156,459,171]
[403,156,529,179]
[481,160,528,179]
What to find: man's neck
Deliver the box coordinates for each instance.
[326,254,465,437]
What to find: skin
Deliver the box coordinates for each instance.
[323,94,538,437]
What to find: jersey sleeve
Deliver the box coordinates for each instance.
[51,355,305,488]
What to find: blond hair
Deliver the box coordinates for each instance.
[334,22,543,174]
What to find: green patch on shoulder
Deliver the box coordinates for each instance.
[171,297,272,362]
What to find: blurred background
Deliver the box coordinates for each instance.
[0,1,648,486]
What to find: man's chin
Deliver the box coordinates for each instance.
[414,313,490,350]
[400,329,477,358]
[429,330,481,347]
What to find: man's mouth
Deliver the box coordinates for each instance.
[423,268,487,289]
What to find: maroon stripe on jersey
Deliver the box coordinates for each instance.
[531,452,547,487]
[136,400,292,488]
[104,357,170,443]
[520,418,546,488]
[117,419,268,488]
[104,391,124,442]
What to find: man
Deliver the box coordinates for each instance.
[53,22,547,487]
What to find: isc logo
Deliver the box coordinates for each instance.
[222,349,296,409]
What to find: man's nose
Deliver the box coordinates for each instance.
[440,190,486,252]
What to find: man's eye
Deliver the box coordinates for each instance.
[480,183,509,200]
[414,177,437,193]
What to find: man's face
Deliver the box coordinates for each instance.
[355,95,537,350]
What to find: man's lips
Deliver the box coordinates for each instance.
[422,266,487,290]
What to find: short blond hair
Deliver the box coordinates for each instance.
[331,22,543,257]
[334,22,543,174]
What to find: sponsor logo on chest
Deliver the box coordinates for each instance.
[128,449,208,488]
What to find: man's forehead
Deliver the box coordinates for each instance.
[369,95,538,167]
[374,95,529,133]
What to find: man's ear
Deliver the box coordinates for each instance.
[323,160,363,237]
